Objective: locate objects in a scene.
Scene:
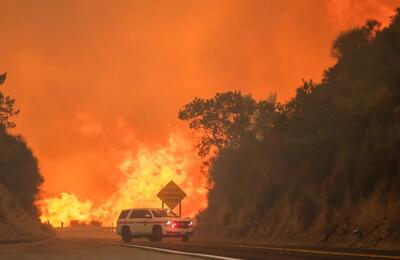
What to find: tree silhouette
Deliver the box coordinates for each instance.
[178,91,258,157]
[0,73,42,216]
[181,8,400,239]
[0,73,19,129]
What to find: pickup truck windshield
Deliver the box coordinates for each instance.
[152,209,177,218]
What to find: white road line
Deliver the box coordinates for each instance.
[112,243,241,260]
[61,237,400,259]
[221,244,400,259]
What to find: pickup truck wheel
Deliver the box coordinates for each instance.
[182,235,189,242]
[151,226,162,242]
[121,226,132,242]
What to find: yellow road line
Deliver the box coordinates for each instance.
[226,244,400,259]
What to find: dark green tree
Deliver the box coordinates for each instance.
[0,73,43,216]
[178,91,258,157]
[182,8,400,238]
[0,73,19,129]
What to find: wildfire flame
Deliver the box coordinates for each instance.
[37,193,92,226]
[37,134,208,227]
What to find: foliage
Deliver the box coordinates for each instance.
[0,73,19,129]
[0,74,43,216]
[178,91,276,157]
[180,9,400,238]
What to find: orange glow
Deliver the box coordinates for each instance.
[37,134,207,227]
[37,193,92,226]
[326,0,398,28]
[0,1,398,225]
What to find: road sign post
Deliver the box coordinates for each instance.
[157,180,186,217]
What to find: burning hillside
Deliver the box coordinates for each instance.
[37,134,208,227]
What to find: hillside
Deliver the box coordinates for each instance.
[0,73,52,242]
[182,8,400,249]
[0,182,52,243]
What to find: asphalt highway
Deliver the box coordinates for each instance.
[1,228,400,260]
[124,240,400,260]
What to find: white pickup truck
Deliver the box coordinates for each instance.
[116,208,194,242]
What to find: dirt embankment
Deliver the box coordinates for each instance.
[0,182,53,243]
[193,211,400,250]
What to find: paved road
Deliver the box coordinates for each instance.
[129,240,400,260]
[1,228,400,260]
[0,238,196,260]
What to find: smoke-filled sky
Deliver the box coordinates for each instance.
[0,0,398,207]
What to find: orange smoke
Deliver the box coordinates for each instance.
[326,0,398,28]
[37,134,208,227]
[1,0,399,227]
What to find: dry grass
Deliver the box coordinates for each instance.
[195,188,400,249]
[0,183,54,242]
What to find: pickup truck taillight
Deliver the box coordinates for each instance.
[166,220,193,229]
[165,220,177,228]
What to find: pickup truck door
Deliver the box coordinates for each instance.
[142,210,154,234]
[128,210,152,234]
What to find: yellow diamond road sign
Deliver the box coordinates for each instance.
[157,181,186,210]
